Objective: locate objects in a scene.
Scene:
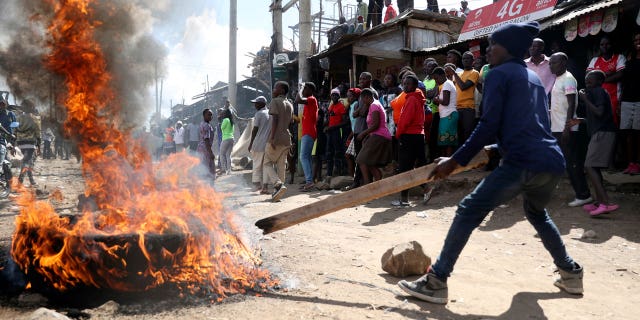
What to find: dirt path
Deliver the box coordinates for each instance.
[1,158,639,319]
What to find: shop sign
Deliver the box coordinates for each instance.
[459,0,558,41]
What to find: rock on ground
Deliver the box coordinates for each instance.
[381,241,431,277]
[26,308,71,320]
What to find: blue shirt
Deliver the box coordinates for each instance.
[452,59,565,174]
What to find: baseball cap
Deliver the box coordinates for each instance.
[250,96,267,104]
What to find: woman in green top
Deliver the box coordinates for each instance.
[219,108,235,175]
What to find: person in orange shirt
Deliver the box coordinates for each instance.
[447,51,480,147]
[391,73,426,207]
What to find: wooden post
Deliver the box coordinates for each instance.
[255,152,488,234]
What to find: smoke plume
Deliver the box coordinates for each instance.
[0,0,167,129]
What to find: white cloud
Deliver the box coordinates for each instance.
[161,9,270,115]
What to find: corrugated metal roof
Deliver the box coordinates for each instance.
[411,0,625,54]
[541,0,623,29]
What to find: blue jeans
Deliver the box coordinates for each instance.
[300,135,314,183]
[431,162,577,279]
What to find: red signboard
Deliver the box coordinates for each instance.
[458,0,558,41]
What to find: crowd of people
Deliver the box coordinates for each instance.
[235,31,639,218]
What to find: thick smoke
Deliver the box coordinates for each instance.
[0,0,167,129]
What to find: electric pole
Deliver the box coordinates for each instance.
[299,0,312,83]
[229,0,238,107]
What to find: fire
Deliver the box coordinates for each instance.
[10,0,275,299]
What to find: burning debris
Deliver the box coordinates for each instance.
[4,0,276,299]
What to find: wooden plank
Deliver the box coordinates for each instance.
[255,152,488,234]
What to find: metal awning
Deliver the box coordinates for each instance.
[541,0,623,29]
[412,0,625,55]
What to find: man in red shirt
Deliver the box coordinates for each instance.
[392,73,426,207]
[383,0,397,23]
[325,88,348,178]
[587,36,626,125]
[295,82,318,191]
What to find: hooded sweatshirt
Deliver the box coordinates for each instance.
[395,89,426,138]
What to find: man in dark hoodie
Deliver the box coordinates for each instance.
[397,22,583,304]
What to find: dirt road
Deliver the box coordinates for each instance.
[0,157,638,319]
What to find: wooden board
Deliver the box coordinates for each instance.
[255,152,488,234]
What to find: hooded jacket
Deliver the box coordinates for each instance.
[395,89,426,138]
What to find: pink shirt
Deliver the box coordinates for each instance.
[525,55,555,95]
[367,101,392,140]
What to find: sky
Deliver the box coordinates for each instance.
[0,0,493,116]
[156,0,494,116]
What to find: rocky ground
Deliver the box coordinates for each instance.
[0,157,638,319]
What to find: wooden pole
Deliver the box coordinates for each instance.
[255,152,489,234]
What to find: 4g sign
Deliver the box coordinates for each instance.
[458,0,557,41]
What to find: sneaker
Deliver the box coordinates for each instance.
[554,265,584,295]
[589,203,619,216]
[391,200,410,207]
[422,187,433,205]
[300,182,315,192]
[582,203,598,212]
[397,273,448,304]
[628,163,640,175]
[622,163,636,174]
[272,183,287,202]
[568,197,593,207]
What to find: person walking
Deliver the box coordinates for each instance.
[397,21,583,304]
[15,100,41,187]
[248,96,271,193]
[264,81,294,202]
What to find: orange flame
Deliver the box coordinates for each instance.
[11,0,275,299]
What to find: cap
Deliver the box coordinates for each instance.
[490,21,540,58]
[250,96,267,104]
[330,88,341,96]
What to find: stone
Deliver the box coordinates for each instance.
[28,308,70,320]
[18,293,48,307]
[89,300,119,316]
[315,181,330,190]
[381,241,431,277]
[329,176,353,190]
[582,230,597,239]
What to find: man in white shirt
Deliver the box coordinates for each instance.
[185,118,200,154]
[549,52,592,207]
[174,121,185,152]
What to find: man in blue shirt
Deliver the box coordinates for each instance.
[397,22,584,304]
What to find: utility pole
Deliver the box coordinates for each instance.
[317,0,323,52]
[272,0,283,52]
[229,0,238,107]
[299,0,312,83]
